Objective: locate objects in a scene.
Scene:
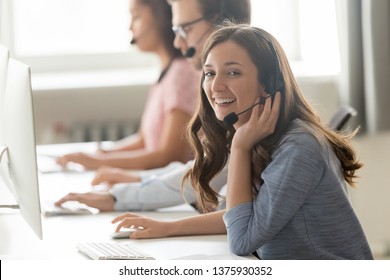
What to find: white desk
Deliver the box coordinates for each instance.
[0,207,236,260]
[0,143,246,260]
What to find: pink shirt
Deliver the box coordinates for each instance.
[140,57,200,155]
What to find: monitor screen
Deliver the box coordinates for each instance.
[0,44,10,195]
[0,44,9,145]
[0,58,43,239]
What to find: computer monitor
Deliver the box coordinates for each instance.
[0,44,10,195]
[0,44,9,144]
[0,58,43,239]
[0,45,8,90]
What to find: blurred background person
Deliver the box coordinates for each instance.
[56,0,199,171]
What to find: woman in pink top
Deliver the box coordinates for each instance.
[57,0,199,170]
[140,58,198,159]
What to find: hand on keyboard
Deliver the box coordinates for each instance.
[37,154,85,173]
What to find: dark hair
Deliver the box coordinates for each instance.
[168,0,251,25]
[199,0,251,24]
[184,24,363,213]
[140,0,181,59]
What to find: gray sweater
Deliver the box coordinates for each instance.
[223,119,373,259]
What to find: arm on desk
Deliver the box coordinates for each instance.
[54,162,186,211]
[112,210,226,239]
[112,160,227,211]
[55,192,116,212]
[55,160,227,212]
[91,166,141,186]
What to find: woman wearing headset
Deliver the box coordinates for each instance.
[56,0,199,171]
[112,24,373,260]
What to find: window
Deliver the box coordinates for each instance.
[252,0,340,76]
[0,0,339,76]
[251,0,301,60]
[0,0,157,73]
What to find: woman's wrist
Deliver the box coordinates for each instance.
[162,221,179,237]
[230,141,253,156]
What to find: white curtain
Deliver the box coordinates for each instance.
[336,0,390,134]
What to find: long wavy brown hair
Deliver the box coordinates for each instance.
[183,24,363,213]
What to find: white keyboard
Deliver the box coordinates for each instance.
[37,154,85,173]
[77,242,155,260]
[41,201,97,216]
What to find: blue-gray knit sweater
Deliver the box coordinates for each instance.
[223,119,373,259]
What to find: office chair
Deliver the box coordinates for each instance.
[327,105,357,131]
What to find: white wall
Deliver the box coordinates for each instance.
[33,84,149,144]
[351,132,390,258]
[31,67,158,144]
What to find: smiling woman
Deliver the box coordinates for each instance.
[108,24,373,260]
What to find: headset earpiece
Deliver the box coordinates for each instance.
[263,34,284,96]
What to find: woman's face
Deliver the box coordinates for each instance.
[129,0,159,52]
[203,40,266,128]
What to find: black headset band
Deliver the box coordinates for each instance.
[254,30,283,95]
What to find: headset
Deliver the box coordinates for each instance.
[223,30,284,126]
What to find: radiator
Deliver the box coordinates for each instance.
[68,121,137,143]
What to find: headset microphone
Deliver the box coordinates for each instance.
[184,26,213,58]
[185,47,196,58]
[223,96,267,127]
[130,26,152,46]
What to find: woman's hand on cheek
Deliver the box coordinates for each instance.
[232,92,281,152]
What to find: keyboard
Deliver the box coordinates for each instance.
[77,242,155,260]
[37,154,85,173]
[41,201,98,216]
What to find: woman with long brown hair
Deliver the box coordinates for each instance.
[113,24,373,259]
